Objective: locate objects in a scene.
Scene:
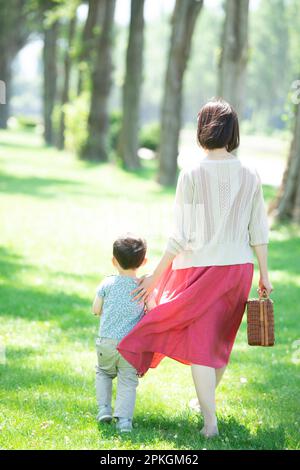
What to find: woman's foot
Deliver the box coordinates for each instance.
[200,424,219,438]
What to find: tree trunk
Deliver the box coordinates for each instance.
[218,0,249,116]
[0,54,11,129]
[269,101,300,223]
[77,0,105,95]
[157,0,203,186]
[81,0,116,162]
[43,20,59,146]
[118,0,145,170]
[0,0,29,128]
[57,14,77,150]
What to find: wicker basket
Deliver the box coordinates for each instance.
[246,290,275,347]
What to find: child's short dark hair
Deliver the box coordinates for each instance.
[113,234,147,270]
[197,98,240,152]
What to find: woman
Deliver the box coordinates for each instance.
[117,98,273,438]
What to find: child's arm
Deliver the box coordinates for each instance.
[92,294,103,316]
[92,279,107,316]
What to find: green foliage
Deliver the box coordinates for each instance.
[139,122,161,151]
[64,92,89,154]
[15,115,39,130]
[108,110,123,152]
[183,6,223,122]
[63,93,123,157]
[246,0,293,133]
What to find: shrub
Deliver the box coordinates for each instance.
[16,115,39,130]
[64,92,89,155]
[64,93,122,157]
[109,110,123,151]
[139,122,160,151]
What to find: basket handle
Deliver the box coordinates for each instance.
[257,288,269,299]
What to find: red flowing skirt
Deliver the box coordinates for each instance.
[117,263,254,375]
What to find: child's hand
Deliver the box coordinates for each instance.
[92,294,103,316]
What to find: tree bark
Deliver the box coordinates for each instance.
[57,14,77,150]
[118,0,145,170]
[218,0,249,116]
[0,54,11,129]
[43,19,59,146]
[77,0,105,95]
[0,0,29,128]
[81,0,116,161]
[269,101,300,223]
[157,0,203,186]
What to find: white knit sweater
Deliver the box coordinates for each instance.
[166,156,269,269]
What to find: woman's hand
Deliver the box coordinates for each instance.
[131,274,157,303]
[258,275,274,297]
[131,250,175,303]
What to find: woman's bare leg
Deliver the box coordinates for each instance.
[215,366,227,387]
[189,366,227,417]
[191,364,219,437]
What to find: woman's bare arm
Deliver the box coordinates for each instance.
[131,250,176,302]
[252,244,273,296]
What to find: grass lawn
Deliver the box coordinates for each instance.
[0,129,299,450]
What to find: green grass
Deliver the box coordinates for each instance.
[0,129,299,450]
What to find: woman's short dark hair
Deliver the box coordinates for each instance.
[196,98,240,152]
[113,234,147,270]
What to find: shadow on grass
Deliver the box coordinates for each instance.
[0,172,82,199]
[0,138,43,152]
[0,352,289,450]
[1,283,94,342]
[80,157,177,196]
[0,246,96,284]
[0,247,96,343]
[0,246,32,282]
[97,412,286,450]
[0,351,94,392]
[0,344,292,449]
[0,169,166,202]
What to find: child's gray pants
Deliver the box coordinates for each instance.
[95,337,139,420]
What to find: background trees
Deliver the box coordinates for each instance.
[118,0,145,170]
[42,4,59,146]
[0,0,300,226]
[270,97,300,223]
[56,8,77,150]
[218,0,249,117]
[0,0,30,129]
[246,0,289,131]
[81,0,116,161]
[157,0,203,186]
[76,0,105,96]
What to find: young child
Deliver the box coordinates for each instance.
[92,234,156,433]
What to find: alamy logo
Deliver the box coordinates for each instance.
[0,80,6,104]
